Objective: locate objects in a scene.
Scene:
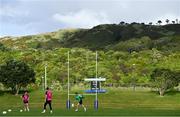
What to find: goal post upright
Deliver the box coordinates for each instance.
[66,51,71,109]
[96,51,98,101]
[94,51,98,110]
[44,62,47,90]
[68,51,70,102]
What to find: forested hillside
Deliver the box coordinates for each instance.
[0,23,180,91]
[1,23,180,51]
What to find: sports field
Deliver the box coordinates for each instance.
[1,88,180,116]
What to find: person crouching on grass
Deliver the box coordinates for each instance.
[22,91,30,112]
[42,87,53,114]
[75,92,86,112]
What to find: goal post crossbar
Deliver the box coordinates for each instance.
[68,93,96,96]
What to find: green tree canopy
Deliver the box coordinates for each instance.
[150,68,180,96]
[0,59,36,94]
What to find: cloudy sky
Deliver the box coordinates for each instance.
[0,0,179,37]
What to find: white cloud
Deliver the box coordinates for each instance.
[52,10,111,28]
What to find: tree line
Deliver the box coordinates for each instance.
[0,46,179,96]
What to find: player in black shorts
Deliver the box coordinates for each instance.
[75,92,86,112]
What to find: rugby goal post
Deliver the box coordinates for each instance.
[66,51,106,110]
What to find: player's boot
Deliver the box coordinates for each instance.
[50,110,53,114]
[84,107,87,112]
[41,110,46,113]
[75,109,78,112]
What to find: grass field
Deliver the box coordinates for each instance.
[1,88,180,116]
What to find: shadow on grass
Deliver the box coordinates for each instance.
[0,90,13,96]
[149,90,159,95]
[149,90,179,96]
[165,90,179,96]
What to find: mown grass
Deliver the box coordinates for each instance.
[1,88,180,116]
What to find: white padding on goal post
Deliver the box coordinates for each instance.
[69,93,96,96]
[84,78,106,82]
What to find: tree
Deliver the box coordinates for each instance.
[172,21,175,24]
[149,22,153,25]
[0,59,36,95]
[157,20,162,25]
[0,43,9,51]
[150,68,180,96]
[165,19,169,24]
[119,21,125,25]
[175,19,178,24]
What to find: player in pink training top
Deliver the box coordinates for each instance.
[42,87,53,114]
[22,91,30,112]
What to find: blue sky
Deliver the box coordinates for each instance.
[0,0,179,37]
